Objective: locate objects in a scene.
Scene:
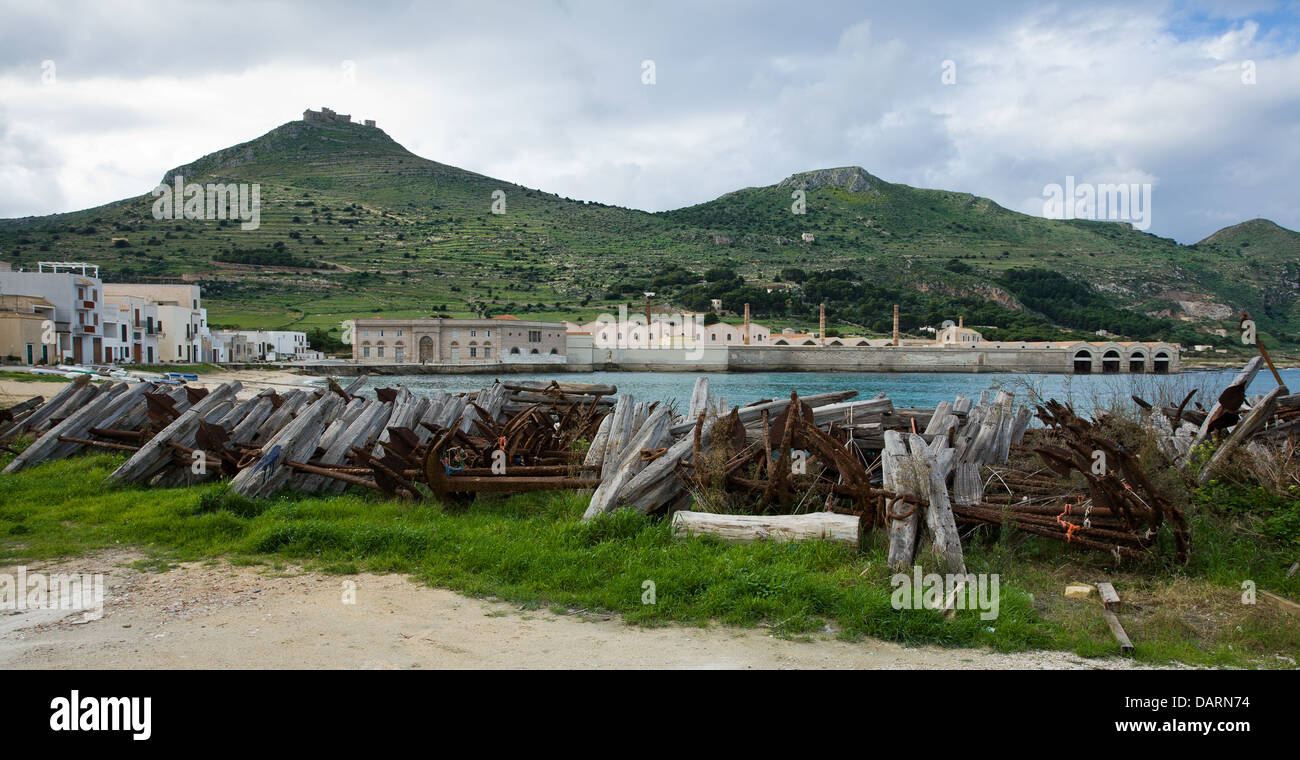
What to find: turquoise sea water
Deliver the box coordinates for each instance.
[359,368,1297,415]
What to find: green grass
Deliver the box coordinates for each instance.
[0,370,75,383]
[118,363,223,374]
[1,451,1296,667]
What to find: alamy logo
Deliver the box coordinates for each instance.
[592,305,707,360]
[0,567,104,621]
[152,174,261,230]
[49,691,151,741]
[1042,175,1151,231]
[890,566,1000,620]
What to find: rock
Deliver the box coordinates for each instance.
[1065,584,1095,599]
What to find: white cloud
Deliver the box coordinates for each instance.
[0,0,1297,243]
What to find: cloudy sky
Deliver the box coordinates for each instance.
[1,0,1297,243]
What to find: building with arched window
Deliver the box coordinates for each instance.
[350,315,565,364]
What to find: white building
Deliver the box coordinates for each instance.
[103,284,209,363]
[210,330,312,362]
[101,295,163,364]
[0,263,105,364]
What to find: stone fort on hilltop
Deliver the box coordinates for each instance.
[303,106,376,128]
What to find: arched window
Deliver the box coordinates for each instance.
[1073,349,1093,374]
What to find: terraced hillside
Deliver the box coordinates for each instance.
[0,116,1295,351]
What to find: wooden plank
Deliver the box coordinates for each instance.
[1101,608,1135,655]
[951,462,984,506]
[1097,581,1122,612]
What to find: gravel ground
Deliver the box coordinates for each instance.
[0,552,1166,670]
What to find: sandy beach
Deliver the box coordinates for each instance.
[0,368,323,407]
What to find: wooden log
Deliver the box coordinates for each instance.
[584,406,671,519]
[910,434,965,574]
[150,400,238,487]
[884,430,921,571]
[3,383,135,473]
[253,389,306,443]
[0,375,92,442]
[667,389,857,436]
[502,380,618,395]
[297,399,393,492]
[341,375,369,397]
[503,390,613,406]
[991,391,1015,463]
[106,382,242,485]
[1197,357,1262,442]
[807,398,894,427]
[1010,406,1033,445]
[1197,384,1288,485]
[671,510,860,546]
[329,400,395,494]
[582,413,614,467]
[620,415,717,513]
[687,376,710,421]
[952,405,986,462]
[317,397,369,451]
[230,394,342,498]
[0,395,43,429]
[230,395,275,443]
[923,401,954,435]
[951,462,984,506]
[600,395,635,477]
[371,387,417,455]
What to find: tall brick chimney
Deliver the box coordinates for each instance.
[819,303,826,346]
[892,304,899,346]
[743,303,751,345]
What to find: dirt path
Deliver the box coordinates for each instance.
[0,553,1155,670]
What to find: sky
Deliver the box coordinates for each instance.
[0,0,1297,243]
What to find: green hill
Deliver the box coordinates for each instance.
[0,116,1295,351]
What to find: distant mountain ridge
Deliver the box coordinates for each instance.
[0,113,1295,349]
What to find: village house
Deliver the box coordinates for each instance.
[0,295,56,365]
[209,330,314,362]
[103,283,209,363]
[0,263,104,364]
